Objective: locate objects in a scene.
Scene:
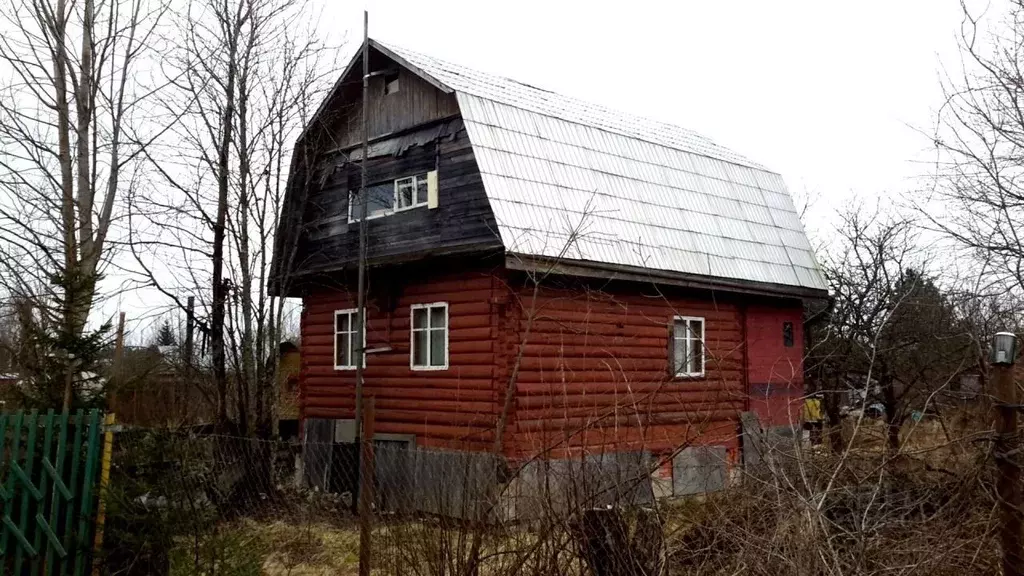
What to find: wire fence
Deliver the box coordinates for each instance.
[91,409,1004,576]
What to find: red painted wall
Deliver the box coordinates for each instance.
[300,265,503,450]
[502,278,746,460]
[300,264,806,458]
[745,304,805,428]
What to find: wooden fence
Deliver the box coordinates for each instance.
[0,409,106,576]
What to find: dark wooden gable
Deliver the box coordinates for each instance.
[326,48,460,149]
[272,45,502,296]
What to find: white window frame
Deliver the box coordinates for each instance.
[334,308,366,370]
[394,174,429,212]
[672,315,705,378]
[410,302,449,371]
[348,173,430,223]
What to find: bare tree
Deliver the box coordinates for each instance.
[0,0,167,408]
[127,0,335,433]
[923,1,1024,303]
[809,205,972,453]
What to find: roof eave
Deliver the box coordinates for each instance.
[505,253,829,301]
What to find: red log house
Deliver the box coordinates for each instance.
[271,39,827,491]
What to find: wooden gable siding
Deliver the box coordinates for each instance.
[502,277,747,459]
[296,122,501,277]
[299,263,504,450]
[331,52,459,149]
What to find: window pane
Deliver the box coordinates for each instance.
[429,328,445,366]
[429,306,446,329]
[689,335,703,374]
[689,319,702,340]
[673,337,685,374]
[672,320,685,340]
[413,330,428,366]
[337,333,350,366]
[351,182,394,219]
[397,178,414,208]
[416,175,428,205]
[413,308,428,330]
[336,312,349,333]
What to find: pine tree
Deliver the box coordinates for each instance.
[156,320,177,347]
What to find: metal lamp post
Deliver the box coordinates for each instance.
[992,332,1022,576]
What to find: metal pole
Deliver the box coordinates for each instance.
[110,312,125,413]
[184,296,195,420]
[357,397,376,576]
[354,10,369,451]
[992,332,1022,576]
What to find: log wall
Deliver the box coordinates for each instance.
[503,278,749,459]
[300,266,806,460]
[300,264,504,450]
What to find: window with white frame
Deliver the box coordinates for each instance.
[396,174,429,210]
[348,182,394,221]
[672,316,705,377]
[334,309,364,370]
[349,173,430,222]
[410,302,448,369]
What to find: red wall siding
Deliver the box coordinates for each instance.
[503,280,746,459]
[300,265,808,458]
[745,304,805,428]
[300,266,501,450]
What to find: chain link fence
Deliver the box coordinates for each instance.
[92,411,1003,576]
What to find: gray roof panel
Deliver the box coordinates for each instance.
[376,40,826,293]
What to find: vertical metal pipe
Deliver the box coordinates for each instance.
[354,10,369,449]
[357,398,376,576]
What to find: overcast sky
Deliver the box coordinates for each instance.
[321,0,992,237]
[105,0,1006,340]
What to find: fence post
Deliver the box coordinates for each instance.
[91,413,116,576]
[991,332,1022,576]
[358,397,376,576]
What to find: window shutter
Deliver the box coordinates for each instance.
[667,321,676,378]
[427,170,439,209]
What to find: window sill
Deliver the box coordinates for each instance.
[335,366,357,371]
[411,365,449,372]
[348,203,427,224]
[673,372,706,381]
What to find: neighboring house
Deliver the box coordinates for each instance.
[277,341,301,439]
[270,40,826,469]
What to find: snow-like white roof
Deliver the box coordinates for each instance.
[376,40,826,293]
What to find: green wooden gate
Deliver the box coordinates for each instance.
[0,409,104,576]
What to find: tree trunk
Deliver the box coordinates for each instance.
[824,386,844,453]
[881,378,900,453]
[52,0,78,410]
[211,25,239,432]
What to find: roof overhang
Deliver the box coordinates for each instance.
[505,253,829,302]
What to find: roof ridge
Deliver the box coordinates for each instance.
[371,38,766,171]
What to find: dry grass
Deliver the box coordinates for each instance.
[154,408,1001,576]
[169,518,361,576]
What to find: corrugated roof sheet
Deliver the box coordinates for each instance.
[377,40,826,293]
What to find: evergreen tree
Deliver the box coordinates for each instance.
[155,320,177,347]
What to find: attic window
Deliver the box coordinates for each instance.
[348,182,394,221]
[383,71,400,95]
[349,171,437,222]
[783,322,794,347]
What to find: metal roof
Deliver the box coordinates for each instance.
[376,40,826,293]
